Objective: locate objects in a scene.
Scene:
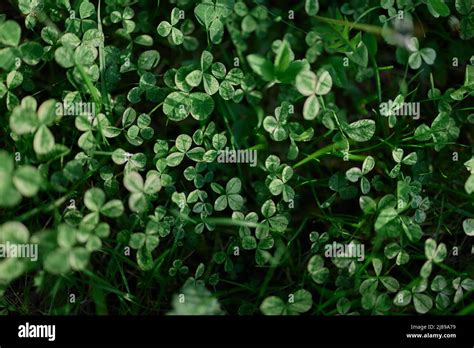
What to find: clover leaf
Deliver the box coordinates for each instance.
[44,224,90,274]
[157,8,184,45]
[268,165,295,202]
[309,231,329,253]
[345,155,375,194]
[10,97,59,155]
[169,259,189,276]
[256,199,288,236]
[452,277,474,304]
[212,177,243,211]
[389,148,417,178]
[384,242,410,266]
[194,0,234,44]
[166,134,206,166]
[112,149,146,173]
[393,279,433,314]
[342,119,376,142]
[307,255,329,284]
[0,151,42,207]
[260,289,313,315]
[430,275,453,310]
[263,101,293,141]
[359,258,400,296]
[163,91,214,122]
[420,238,447,278]
[295,68,332,120]
[407,37,436,70]
[232,211,258,238]
[0,222,31,285]
[414,112,460,151]
[124,171,162,213]
[169,278,224,315]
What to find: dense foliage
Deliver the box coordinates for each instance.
[0,0,473,315]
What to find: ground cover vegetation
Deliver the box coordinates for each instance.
[0,0,473,315]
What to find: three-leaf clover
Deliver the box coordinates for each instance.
[75,113,120,151]
[232,211,258,238]
[55,31,98,69]
[307,255,329,284]
[309,231,329,253]
[0,70,23,110]
[77,188,124,250]
[127,72,162,104]
[0,222,31,284]
[359,258,400,297]
[44,224,90,274]
[374,195,422,242]
[0,151,42,207]
[238,212,274,266]
[194,0,234,44]
[389,148,417,178]
[82,187,124,218]
[157,8,184,45]
[430,275,453,310]
[123,171,162,213]
[420,238,447,278]
[414,112,460,151]
[452,277,474,304]
[411,194,430,224]
[345,155,375,194]
[234,2,269,35]
[407,37,436,70]
[121,108,155,146]
[384,242,410,266]
[166,134,205,167]
[243,231,274,266]
[393,278,434,314]
[109,6,136,35]
[268,165,295,202]
[112,149,147,174]
[260,289,312,315]
[212,177,243,211]
[185,50,221,95]
[263,101,293,141]
[127,220,161,272]
[256,199,288,236]
[129,220,161,253]
[184,162,214,189]
[10,97,59,155]
[184,51,244,100]
[169,259,189,276]
[0,19,44,72]
[295,69,333,120]
[18,0,45,29]
[163,90,214,122]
